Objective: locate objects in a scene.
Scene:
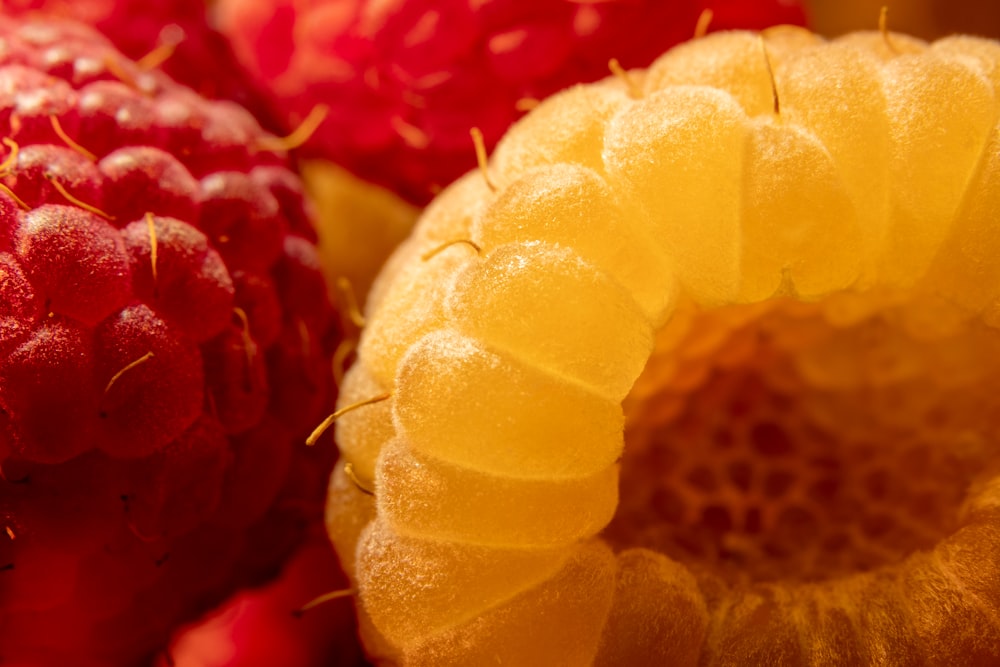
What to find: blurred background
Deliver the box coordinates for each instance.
[808,0,999,40]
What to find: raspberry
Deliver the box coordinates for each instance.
[168,532,367,667]
[328,26,1000,665]
[4,0,279,124]
[0,16,340,663]
[215,0,807,204]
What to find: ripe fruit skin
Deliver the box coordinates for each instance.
[215,0,807,205]
[0,16,339,664]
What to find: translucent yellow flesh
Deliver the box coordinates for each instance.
[401,540,616,667]
[333,360,393,485]
[474,163,676,324]
[377,437,618,548]
[878,52,996,286]
[603,85,747,304]
[592,549,708,666]
[739,118,862,300]
[932,36,1000,90]
[357,248,472,388]
[407,171,492,246]
[491,81,631,182]
[356,518,572,647]
[393,329,623,479]
[448,241,653,401]
[324,461,375,578]
[920,123,1000,314]
[644,32,787,117]
[775,43,890,281]
[364,171,487,317]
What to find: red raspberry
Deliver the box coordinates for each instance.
[215,0,807,205]
[168,531,367,667]
[5,0,281,129]
[0,16,341,664]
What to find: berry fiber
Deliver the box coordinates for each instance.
[0,16,340,664]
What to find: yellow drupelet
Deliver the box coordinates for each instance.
[328,26,1000,665]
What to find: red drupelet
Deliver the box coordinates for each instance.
[0,16,342,665]
[216,0,808,205]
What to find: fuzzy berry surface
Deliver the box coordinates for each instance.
[5,0,283,131]
[0,16,342,665]
[216,0,808,205]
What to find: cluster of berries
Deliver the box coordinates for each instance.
[217,0,807,205]
[0,0,817,664]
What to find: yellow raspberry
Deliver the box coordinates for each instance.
[328,26,1000,665]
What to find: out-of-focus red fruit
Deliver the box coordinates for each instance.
[0,16,343,664]
[168,531,367,667]
[215,0,808,205]
[4,0,281,127]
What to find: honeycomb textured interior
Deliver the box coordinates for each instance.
[607,296,1000,585]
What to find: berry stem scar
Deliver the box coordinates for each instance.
[470,127,496,191]
[103,351,155,396]
[257,104,329,152]
[48,115,97,161]
[421,238,482,262]
[305,393,391,446]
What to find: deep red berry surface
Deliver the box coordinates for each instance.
[168,530,367,667]
[4,0,280,127]
[0,16,339,664]
[216,0,808,205]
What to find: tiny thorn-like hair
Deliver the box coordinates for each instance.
[306,393,392,446]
